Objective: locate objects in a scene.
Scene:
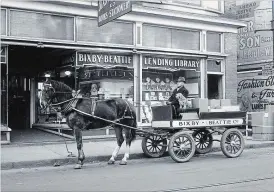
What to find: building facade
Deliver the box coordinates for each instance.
[0,0,245,138]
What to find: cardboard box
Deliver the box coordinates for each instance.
[220,99,231,106]
[191,98,208,112]
[265,105,274,112]
[221,106,240,112]
[180,112,199,120]
[209,99,221,109]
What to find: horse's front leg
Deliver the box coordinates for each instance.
[74,127,85,169]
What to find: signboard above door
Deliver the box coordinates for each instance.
[98,0,132,27]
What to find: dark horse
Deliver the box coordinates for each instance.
[40,80,137,169]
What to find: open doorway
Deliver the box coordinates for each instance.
[7,45,74,130]
[207,74,223,99]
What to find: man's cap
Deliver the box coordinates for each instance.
[177,76,186,82]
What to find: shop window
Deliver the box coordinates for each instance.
[76,52,134,102]
[77,17,133,45]
[142,25,200,50]
[207,74,223,99]
[141,55,201,123]
[207,32,221,52]
[1,9,6,36]
[10,10,74,41]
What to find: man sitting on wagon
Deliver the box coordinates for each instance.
[166,76,190,118]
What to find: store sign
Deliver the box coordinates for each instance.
[1,47,7,64]
[142,56,200,71]
[172,119,244,128]
[237,73,274,112]
[98,0,132,27]
[77,52,133,67]
[79,68,134,80]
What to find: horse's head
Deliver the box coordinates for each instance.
[40,82,56,109]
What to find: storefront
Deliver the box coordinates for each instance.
[0,0,245,140]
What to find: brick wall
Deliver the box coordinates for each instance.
[224,32,238,105]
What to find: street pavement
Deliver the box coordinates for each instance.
[2,135,274,170]
[2,147,274,192]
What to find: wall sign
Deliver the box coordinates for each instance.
[237,73,274,112]
[142,56,200,71]
[232,0,273,64]
[1,46,7,64]
[77,52,133,67]
[172,119,244,128]
[98,1,132,27]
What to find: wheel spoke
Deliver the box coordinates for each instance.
[156,146,161,152]
[148,146,153,152]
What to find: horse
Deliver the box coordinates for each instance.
[39,79,137,169]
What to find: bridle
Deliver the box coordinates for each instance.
[40,83,75,111]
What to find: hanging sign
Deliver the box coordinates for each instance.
[1,46,7,64]
[98,0,132,27]
[142,56,200,71]
[77,52,133,67]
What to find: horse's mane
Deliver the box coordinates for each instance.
[47,80,73,92]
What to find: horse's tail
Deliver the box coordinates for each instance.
[130,117,137,141]
[126,100,137,142]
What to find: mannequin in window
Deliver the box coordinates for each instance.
[90,83,99,98]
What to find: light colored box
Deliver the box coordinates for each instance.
[180,112,199,120]
[252,133,274,141]
[192,98,208,112]
[265,105,274,112]
[209,99,221,109]
[220,99,231,106]
[221,106,240,111]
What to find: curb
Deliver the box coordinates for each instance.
[2,142,274,170]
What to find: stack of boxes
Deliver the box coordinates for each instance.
[191,98,240,113]
[251,105,274,141]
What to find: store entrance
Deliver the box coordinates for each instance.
[7,45,73,130]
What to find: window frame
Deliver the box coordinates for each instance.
[206,59,225,99]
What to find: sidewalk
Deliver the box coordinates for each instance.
[2,135,274,170]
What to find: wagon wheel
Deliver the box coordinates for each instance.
[221,128,245,158]
[142,135,167,158]
[168,131,195,163]
[192,129,213,154]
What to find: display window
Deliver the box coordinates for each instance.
[76,52,134,103]
[77,66,134,103]
[141,55,201,123]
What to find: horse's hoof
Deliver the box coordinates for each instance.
[74,164,82,169]
[119,160,127,165]
[108,160,115,165]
